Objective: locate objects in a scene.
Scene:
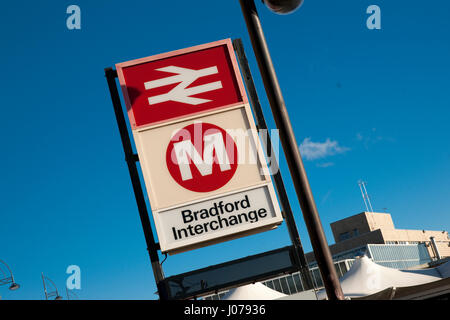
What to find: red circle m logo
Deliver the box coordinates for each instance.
[166,123,238,193]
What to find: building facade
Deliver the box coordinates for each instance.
[305,212,450,263]
[204,211,449,299]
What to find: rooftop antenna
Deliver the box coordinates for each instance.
[358,180,374,212]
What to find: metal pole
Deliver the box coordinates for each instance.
[361,181,374,212]
[0,259,15,284]
[45,276,61,299]
[233,38,314,291]
[358,181,369,212]
[238,0,344,300]
[104,68,170,300]
[41,273,48,300]
[430,237,442,260]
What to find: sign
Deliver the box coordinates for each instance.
[116,40,246,129]
[166,122,239,193]
[131,106,269,210]
[157,185,279,254]
[116,39,283,254]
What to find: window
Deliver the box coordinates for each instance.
[292,273,304,292]
[339,232,352,241]
[279,277,290,295]
[353,228,359,237]
[264,280,274,290]
[273,279,282,292]
[286,275,297,294]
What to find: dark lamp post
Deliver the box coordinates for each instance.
[239,0,345,300]
[0,259,20,292]
[42,273,63,300]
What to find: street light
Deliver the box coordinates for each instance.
[41,273,63,300]
[0,259,20,291]
[66,287,79,300]
[238,0,345,300]
[9,283,20,291]
[263,0,303,14]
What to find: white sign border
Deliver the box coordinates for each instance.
[155,182,283,254]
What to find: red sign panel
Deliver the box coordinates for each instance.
[116,39,247,129]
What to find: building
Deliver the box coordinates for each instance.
[305,211,450,264]
[204,211,449,299]
[204,259,356,300]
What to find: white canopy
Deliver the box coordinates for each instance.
[317,256,449,299]
[223,282,287,300]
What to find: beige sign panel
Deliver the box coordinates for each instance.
[132,104,283,254]
[134,105,269,211]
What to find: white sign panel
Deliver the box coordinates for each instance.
[156,185,282,254]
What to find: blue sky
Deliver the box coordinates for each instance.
[0,0,449,300]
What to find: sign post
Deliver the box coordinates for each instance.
[104,67,169,300]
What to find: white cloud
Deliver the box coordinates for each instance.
[356,128,395,149]
[299,138,349,160]
[316,162,335,168]
[320,190,333,205]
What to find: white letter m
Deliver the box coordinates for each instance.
[173,132,231,181]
